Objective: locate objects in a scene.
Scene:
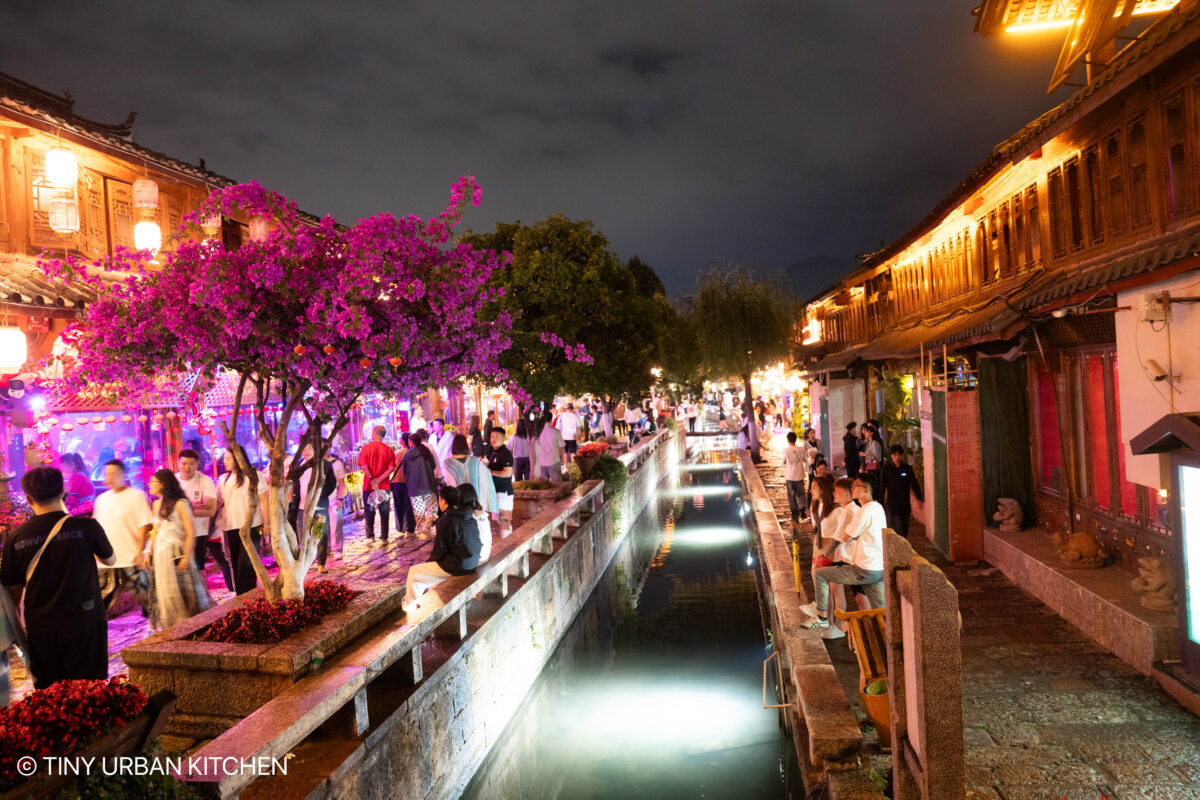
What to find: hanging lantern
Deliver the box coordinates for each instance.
[134,220,162,253]
[48,198,80,234]
[121,414,132,423]
[323,345,335,354]
[47,417,59,427]
[45,148,78,188]
[61,422,74,431]
[359,358,372,368]
[249,217,269,242]
[137,414,148,423]
[294,345,306,356]
[389,357,403,367]
[77,417,88,426]
[90,415,102,424]
[0,328,27,372]
[201,214,222,236]
[132,179,159,209]
[104,415,116,423]
[165,410,177,419]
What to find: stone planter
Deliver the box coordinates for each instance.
[511,481,574,527]
[122,580,404,738]
[575,454,599,480]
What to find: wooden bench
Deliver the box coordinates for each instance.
[834,606,891,746]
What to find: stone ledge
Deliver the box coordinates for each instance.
[983,527,1178,675]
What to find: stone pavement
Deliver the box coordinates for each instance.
[757,432,1200,800]
[7,511,445,703]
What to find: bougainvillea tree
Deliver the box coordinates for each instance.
[44,178,515,601]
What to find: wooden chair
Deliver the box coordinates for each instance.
[834,606,891,747]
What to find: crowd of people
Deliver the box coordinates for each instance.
[780,422,924,640]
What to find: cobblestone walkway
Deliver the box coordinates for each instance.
[7,513,446,702]
[756,432,1200,800]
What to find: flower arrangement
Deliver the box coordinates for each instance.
[576,441,609,458]
[195,580,354,645]
[0,677,148,790]
[343,470,364,497]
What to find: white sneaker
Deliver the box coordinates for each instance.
[802,615,829,630]
[798,601,819,618]
[821,624,847,641]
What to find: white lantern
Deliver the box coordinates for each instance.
[201,214,222,236]
[134,220,162,253]
[132,178,159,209]
[45,148,78,188]
[48,198,80,233]
[0,329,27,372]
[249,217,269,242]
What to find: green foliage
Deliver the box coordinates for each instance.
[875,367,920,448]
[461,215,662,402]
[790,390,806,436]
[590,454,629,499]
[565,461,583,486]
[513,479,555,490]
[692,266,795,404]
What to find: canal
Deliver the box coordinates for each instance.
[462,437,799,799]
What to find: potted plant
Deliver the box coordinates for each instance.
[574,441,609,479]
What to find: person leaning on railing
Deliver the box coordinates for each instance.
[402,485,482,610]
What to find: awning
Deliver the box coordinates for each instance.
[1130,413,1200,455]
[808,343,870,373]
[857,299,1026,361]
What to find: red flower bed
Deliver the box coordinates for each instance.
[195,580,354,645]
[0,677,147,790]
[577,441,609,458]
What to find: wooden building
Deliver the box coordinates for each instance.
[799,1,1200,572]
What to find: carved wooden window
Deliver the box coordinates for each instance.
[1048,166,1068,259]
[974,222,987,287]
[1025,185,1041,268]
[1163,91,1191,219]
[1127,114,1150,228]
[79,168,107,259]
[1064,156,1084,251]
[0,136,8,246]
[1083,144,1105,245]
[1104,130,1126,237]
[105,178,134,254]
[987,209,1001,283]
[999,201,1014,280]
[26,149,76,252]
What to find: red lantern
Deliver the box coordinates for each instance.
[121,414,132,423]
[47,417,58,427]
[389,357,403,367]
[61,422,74,431]
[165,411,177,419]
[104,415,116,423]
[91,415,102,424]
[323,345,335,355]
[137,414,149,423]
[294,345,306,356]
[359,358,372,368]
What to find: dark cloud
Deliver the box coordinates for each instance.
[0,0,1071,297]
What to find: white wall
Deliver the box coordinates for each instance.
[1116,268,1200,489]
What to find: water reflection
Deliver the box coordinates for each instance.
[461,443,797,799]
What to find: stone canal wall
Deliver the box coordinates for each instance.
[197,430,684,800]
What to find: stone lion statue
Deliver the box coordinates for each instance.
[1052,530,1108,569]
[1131,557,1177,613]
[993,498,1023,532]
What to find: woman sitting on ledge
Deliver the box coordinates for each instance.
[403,486,482,609]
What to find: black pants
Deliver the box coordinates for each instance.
[392,483,416,534]
[785,479,805,522]
[226,526,263,594]
[846,461,860,479]
[27,616,107,689]
[688,417,697,432]
[514,456,531,482]
[366,497,390,541]
[888,506,911,538]
[202,537,234,592]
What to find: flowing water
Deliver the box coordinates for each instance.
[461,438,799,799]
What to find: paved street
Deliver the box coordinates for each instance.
[7,512,445,703]
[756,433,1200,800]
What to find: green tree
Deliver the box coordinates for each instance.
[693,266,795,451]
[462,214,660,405]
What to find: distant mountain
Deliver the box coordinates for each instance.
[781,256,859,300]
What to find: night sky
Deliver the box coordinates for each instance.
[3,1,1074,298]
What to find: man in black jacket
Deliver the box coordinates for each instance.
[880,445,924,538]
[402,486,482,608]
[842,422,860,479]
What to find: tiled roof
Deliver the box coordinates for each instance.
[0,72,236,189]
[855,3,1200,277]
[0,254,97,311]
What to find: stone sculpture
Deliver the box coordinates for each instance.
[1052,530,1109,568]
[1131,557,1177,613]
[993,498,1024,532]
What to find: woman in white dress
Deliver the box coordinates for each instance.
[148,469,212,629]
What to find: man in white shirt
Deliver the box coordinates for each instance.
[409,405,427,433]
[557,403,580,463]
[809,477,858,641]
[782,431,807,527]
[177,448,229,591]
[801,476,886,631]
[93,459,154,613]
[427,419,454,476]
[537,415,565,480]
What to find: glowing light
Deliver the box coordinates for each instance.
[667,485,739,498]
[48,198,80,234]
[45,148,78,187]
[31,397,45,411]
[134,220,162,253]
[132,179,159,209]
[671,526,748,549]
[1005,19,1074,33]
[1160,488,1169,499]
[678,462,736,472]
[0,328,28,372]
[249,217,270,242]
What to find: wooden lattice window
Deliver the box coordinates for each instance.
[1104,130,1126,237]
[1163,91,1191,219]
[1083,144,1105,245]
[105,178,134,253]
[1024,184,1041,268]
[1128,114,1150,228]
